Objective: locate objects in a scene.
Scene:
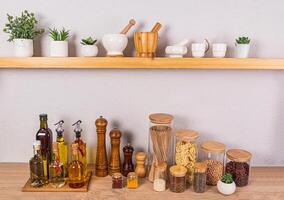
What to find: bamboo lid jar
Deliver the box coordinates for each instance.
[169,165,187,193]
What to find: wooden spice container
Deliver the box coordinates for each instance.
[109,128,122,175]
[95,116,108,177]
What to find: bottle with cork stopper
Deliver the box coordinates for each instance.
[109,128,122,175]
[95,116,108,177]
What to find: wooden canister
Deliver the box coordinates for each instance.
[134,32,158,58]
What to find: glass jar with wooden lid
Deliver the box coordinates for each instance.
[174,129,199,184]
[169,165,187,193]
[193,162,207,193]
[148,113,174,182]
[225,149,252,187]
[200,140,226,186]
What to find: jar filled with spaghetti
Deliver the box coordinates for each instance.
[148,113,174,183]
[175,129,199,184]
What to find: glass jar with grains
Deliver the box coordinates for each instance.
[225,149,252,187]
[193,162,207,193]
[169,165,187,193]
[200,140,226,186]
[174,129,199,185]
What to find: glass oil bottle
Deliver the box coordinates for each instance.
[55,120,68,177]
[49,142,65,188]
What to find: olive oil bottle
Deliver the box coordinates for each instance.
[68,143,85,188]
[72,120,87,177]
[55,120,68,177]
[29,141,48,187]
[49,142,65,188]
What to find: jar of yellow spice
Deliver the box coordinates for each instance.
[174,129,199,184]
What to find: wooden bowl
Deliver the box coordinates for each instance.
[134,32,158,58]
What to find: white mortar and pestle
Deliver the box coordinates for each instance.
[165,39,189,58]
[102,19,136,57]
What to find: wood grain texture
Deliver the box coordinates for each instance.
[0,57,284,69]
[1,163,284,200]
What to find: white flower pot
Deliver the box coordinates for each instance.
[50,41,68,57]
[102,34,128,56]
[81,45,98,57]
[13,39,33,57]
[217,180,236,195]
[235,44,250,58]
[212,43,227,58]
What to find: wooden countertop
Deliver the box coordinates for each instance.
[0,163,284,200]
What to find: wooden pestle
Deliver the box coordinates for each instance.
[109,128,122,175]
[120,19,136,34]
[151,22,162,33]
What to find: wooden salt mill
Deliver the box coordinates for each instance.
[95,116,108,177]
[135,152,147,178]
[109,128,122,175]
[122,143,134,177]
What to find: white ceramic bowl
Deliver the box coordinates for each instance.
[102,34,128,56]
[165,46,187,58]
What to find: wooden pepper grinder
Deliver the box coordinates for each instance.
[122,143,134,177]
[109,128,122,175]
[135,152,147,178]
[95,116,108,177]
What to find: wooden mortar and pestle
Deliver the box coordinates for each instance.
[134,22,161,58]
[102,19,136,57]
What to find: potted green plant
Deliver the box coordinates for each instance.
[235,36,251,58]
[81,37,98,57]
[217,173,236,195]
[49,28,70,57]
[3,10,44,57]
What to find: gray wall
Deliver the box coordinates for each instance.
[0,0,284,165]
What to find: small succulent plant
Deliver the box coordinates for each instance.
[3,10,44,42]
[236,37,250,44]
[81,37,97,45]
[49,28,69,41]
[221,173,234,184]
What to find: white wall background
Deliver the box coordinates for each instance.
[0,0,284,166]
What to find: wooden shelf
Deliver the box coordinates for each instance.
[0,57,284,69]
[1,163,284,199]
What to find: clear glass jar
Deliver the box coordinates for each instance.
[148,113,174,182]
[175,129,199,184]
[225,149,252,187]
[200,140,226,186]
[193,162,207,193]
[153,162,167,192]
[169,165,187,193]
[112,172,123,189]
[127,172,138,189]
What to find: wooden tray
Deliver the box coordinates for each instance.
[22,171,92,192]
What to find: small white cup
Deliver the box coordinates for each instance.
[191,40,209,58]
[212,43,227,58]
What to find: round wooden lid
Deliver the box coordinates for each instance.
[226,149,252,162]
[149,113,174,124]
[176,129,199,140]
[95,116,108,127]
[169,165,187,177]
[201,140,226,152]
[135,152,146,160]
[194,162,207,173]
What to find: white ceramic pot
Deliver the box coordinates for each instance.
[217,180,236,195]
[165,46,187,58]
[212,43,227,58]
[235,44,250,58]
[81,45,98,57]
[102,34,128,56]
[50,41,68,57]
[13,39,33,57]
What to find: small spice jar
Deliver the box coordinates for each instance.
[153,163,167,192]
[225,149,252,187]
[193,162,207,193]
[169,165,187,193]
[127,172,138,189]
[112,172,123,189]
[175,129,199,184]
[200,140,226,186]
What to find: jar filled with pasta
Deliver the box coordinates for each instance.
[174,129,199,184]
[200,140,226,186]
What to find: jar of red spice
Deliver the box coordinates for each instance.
[225,149,252,187]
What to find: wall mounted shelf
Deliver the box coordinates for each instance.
[0,57,284,69]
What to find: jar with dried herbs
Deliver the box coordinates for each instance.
[193,162,207,193]
[148,113,174,182]
[200,140,226,186]
[225,149,252,187]
[175,129,199,184]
